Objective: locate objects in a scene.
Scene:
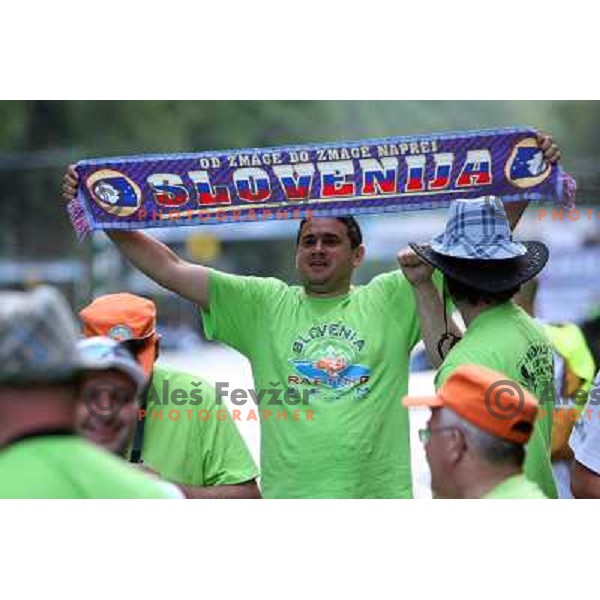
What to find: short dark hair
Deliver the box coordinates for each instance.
[445,276,520,306]
[296,216,363,249]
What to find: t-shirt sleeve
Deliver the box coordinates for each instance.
[368,271,423,352]
[369,269,451,356]
[201,269,283,357]
[570,372,600,474]
[198,384,259,487]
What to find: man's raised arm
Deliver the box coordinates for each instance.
[62,166,211,310]
[106,230,210,309]
[398,248,462,369]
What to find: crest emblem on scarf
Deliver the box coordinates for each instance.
[505,138,552,188]
[86,169,142,217]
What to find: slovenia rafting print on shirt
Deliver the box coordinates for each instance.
[289,322,371,397]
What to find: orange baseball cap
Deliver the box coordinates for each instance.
[403,364,539,445]
[79,293,158,377]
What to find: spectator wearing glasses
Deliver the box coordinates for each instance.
[403,364,547,499]
[75,336,147,455]
[79,293,260,499]
[75,336,186,498]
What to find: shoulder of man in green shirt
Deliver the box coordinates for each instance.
[201,270,290,356]
[142,364,258,487]
[435,302,553,391]
[482,474,548,499]
[0,436,179,499]
[202,267,424,350]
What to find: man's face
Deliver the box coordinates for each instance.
[424,408,459,499]
[295,219,364,294]
[75,369,138,455]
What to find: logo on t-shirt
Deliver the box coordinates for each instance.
[289,323,371,392]
[517,340,554,400]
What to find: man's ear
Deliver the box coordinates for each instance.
[353,244,366,268]
[445,429,467,465]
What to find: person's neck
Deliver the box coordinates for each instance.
[458,299,507,327]
[0,387,76,448]
[304,282,351,298]
[455,464,523,499]
[518,301,535,318]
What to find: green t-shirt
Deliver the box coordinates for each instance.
[482,474,548,499]
[137,365,258,487]
[0,435,177,499]
[435,302,558,499]
[202,270,422,498]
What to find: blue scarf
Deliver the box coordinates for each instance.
[68,126,575,237]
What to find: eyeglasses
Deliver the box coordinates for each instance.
[418,426,459,445]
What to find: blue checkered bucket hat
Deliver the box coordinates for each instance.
[409,197,549,293]
[430,197,527,259]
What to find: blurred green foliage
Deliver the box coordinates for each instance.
[1,100,598,259]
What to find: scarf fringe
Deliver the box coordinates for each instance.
[67,195,92,240]
[559,171,577,210]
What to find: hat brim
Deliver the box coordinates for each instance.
[76,336,149,392]
[409,241,549,293]
[86,357,147,392]
[402,395,444,408]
